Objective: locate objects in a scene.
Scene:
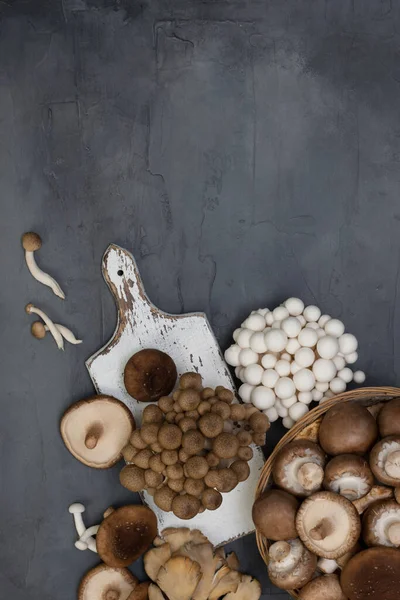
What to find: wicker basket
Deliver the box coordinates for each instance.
[255,386,400,599]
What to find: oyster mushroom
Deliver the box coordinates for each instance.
[223,575,261,600]
[299,574,346,600]
[362,499,400,547]
[341,547,400,600]
[296,491,361,559]
[272,440,326,497]
[96,505,157,568]
[252,489,299,541]
[319,403,378,456]
[378,398,400,437]
[78,564,138,600]
[267,539,317,590]
[60,395,134,468]
[370,436,400,486]
[323,455,374,501]
[124,349,177,402]
[22,232,65,299]
[156,556,201,600]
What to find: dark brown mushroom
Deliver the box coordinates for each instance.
[341,547,400,600]
[319,403,378,456]
[378,398,400,437]
[252,489,299,541]
[124,349,177,402]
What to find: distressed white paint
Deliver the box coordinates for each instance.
[86,244,265,546]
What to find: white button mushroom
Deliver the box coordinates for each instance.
[339,333,358,355]
[298,328,318,348]
[293,369,315,392]
[315,381,329,392]
[244,313,266,331]
[251,386,276,410]
[224,344,241,366]
[281,395,298,408]
[264,406,279,422]
[262,368,279,388]
[329,377,347,394]
[297,315,306,326]
[324,318,345,337]
[316,328,326,339]
[311,389,323,402]
[243,363,264,385]
[275,400,289,418]
[286,338,301,355]
[276,360,291,377]
[238,383,255,403]
[273,306,290,321]
[303,305,321,323]
[257,308,269,316]
[281,352,291,361]
[265,329,288,352]
[282,416,295,429]
[275,377,296,400]
[272,321,282,329]
[298,392,313,405]
[333,355,346,370]
[261,353,278,369]
[249,331,268,353]
[306,322,319,330]
[318,314,331,327]
[237,328,253,349]
[312,359,337,383]
[291,361,301,375]
[289,402,309,421]
[353,370,366,384]
[239,347,259,366]
[337,367,353,383]
[284,297,305,316]
[266,311,274,325]
[295,347,315,368]
[345,351,358,364]
[232,328,242,342]
[281,317,302,338]
[316,336,339,360]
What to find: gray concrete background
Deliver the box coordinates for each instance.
[1,1,400,598]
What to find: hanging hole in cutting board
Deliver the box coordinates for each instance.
[117,270,124,276]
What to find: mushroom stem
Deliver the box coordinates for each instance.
[269,541,291,562]
[25,250,65,299]
[84,424,103,449]
[297,463,324,491]
[69,503,86,537]
[310,518,333,541]
[387,522,400,545]
[26,304,64,350]
[317,558,338,574]
[105,589,120,600]
[103,507,115,519]
[385,451,400,479]
[44,323,82,344]
[75,525,100,552]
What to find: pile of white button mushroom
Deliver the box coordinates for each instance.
[224,298,366,429]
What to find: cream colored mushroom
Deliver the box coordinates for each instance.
[363,499,400,547]
[267,539,317,590]
[31,320,82,344]
[26,303,64,349]
[323,454,374,501]
[272,440,326,497]
[370,436,400,486]
[22,232,65,299]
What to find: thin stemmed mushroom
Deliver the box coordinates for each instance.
[22,232,65,299]
[26,303,64,350]
[31,320,82,345]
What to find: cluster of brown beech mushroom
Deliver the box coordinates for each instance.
[252,398,400,600]
[79,524,262,600]
[120,369,269,519]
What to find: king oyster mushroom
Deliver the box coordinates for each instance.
[323,454,374,501]
[124,349,177,402]
[341,547,400,600]
[272,440,326,497]
[299,574,347,600]
[319,403,378,456]
[370,435,400,487]
[296,491,361,559]
[252,489,299,541]
[362,499,400,547]
[60,395,135,468]
[378,398,400,437]
[78,564,138,600]
[267,539,317,590]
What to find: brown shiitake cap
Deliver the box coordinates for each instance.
[272,440,326,498]
[78,563,138,600]
[362,499,400,547]
[237,430,253,446]
[230,404,246,422]
[60,395,135,469]
[249,412,270,433]
[179,372,202,390]
[296,491,361,559]
[201,488,223,510]
[341,547,400,600]
[252,489,299,541]
[178,389,201,412]
[184,478,205,497]
[230,460,250,482]
[198,401,211,416]
[153,486,176,511]
[166,464,184,480]
[124,349,177,403]
[201,387,215,400]
[22,231,42,251]
[120,465,145,492]
[214,468,238,493]
[158,396,175,414]
[31,321,47,339]
[319,403,378,456]
[158,424,182,450]
[161,450,178,466]
[181,430,205,455]
[198,413,224,438]
[215,386,234,403]
[168,478,184,493]
[131,430,148,450]
[299,574,347,600]
[122,444,137,463]
[140,424,160,446]
[378,398,400,437]
[134,449,153,470]
[145,469,164,488]
[212,433,239,459]
[171,494,200,519]
[96,505,157,568]
[184,456,209,480]
[142,405,164,425]
[370,435,400,486]
[238,446,253,461]
[323,454,374,501]
[210,401,231,420]
[179,417,197,433]
[148,454,165,474]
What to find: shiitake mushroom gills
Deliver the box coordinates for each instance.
[124,349,177,402]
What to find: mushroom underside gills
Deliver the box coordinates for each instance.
[284,457,324,495]
[267,538,317,590]
[371,438,400,485]
[328,475,371,501]
[363,500,400,547]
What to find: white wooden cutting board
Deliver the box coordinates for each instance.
[86,244,265,546]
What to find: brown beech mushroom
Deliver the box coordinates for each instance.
[352,484,394,514]
[252,489,299,541]
[362,499,400,547]
[267,539,317,590]
[299,574,346,600]
[96,505,157,567]
[22,232,66,299]
[128,582,151,600]
[341,547,400,600]
[370,435,400,486]
[323,454,374,501]
[212,433,239,460]
[378,398,400,437]
[153,486,176,512]
[296,491,361,559]
[124,349,177,402]
[272,440,326,497]
[78,564,138,600]
[171,494,201,519]
[60,396,134,468]
[202,488,223,511]
[319,403,378,455]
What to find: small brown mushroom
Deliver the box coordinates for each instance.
[212,433,239,459]
[158,396,175,414]
[323,454,374,501]
[319,403,378,456]
[202,488,223,510]
[213,468,238,493]
[211,401,231,420]
[249,411,270,433]
[272,440,326,497]
[299,574,346,600]
[22,232,66,299]
[179,418,197,433]
[134,449,153,470]
[178,389,201,412]
[131,430,148,450]
[378,398,400,437]
[201,387,215,400]
[141,424,161,445]
[370,435,400,486]
[122,444,138,463]
[124,349,177,402]
[96,505,157,568]
[198,413,224,438]
[230,404,246,422]
[171,494,201,519]
[153,486,176,511]
[120,465,146,492]
[181,430,205,454]
[161,450,179,466]
[230,460,250,482]
[145,469,164,488]
[184,456,209,480]
[184,478,205,497]
[237,431,253,446]
[78,563,138,600]
[341,547,400,600]
[252,489,299,541]
[168,478,184,493]
[267,539,317,590]
[362,499,400,547]
[158,425,182,450]
[179,372,203,390]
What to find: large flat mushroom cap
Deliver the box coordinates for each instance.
[79,564,138,600]
[341,547,400,600]
[124,349,177,402]
[60,395,135,469]
[319,403,378,456]
[96,506,158,568]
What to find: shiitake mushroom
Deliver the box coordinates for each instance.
[120,464,145,492]
[124,349,177,402]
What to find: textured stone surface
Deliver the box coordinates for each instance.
[1,1,400,598]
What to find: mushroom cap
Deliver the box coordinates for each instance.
[296,491,361,559]
[341,547,400,600]
[378,398,400,437]
[96,505,158,568]
[171,494,201,519]
[60,395,135,468]
[78,564,138,600]
[319,403,378,456]
[370,436,400,486]
[252,489,299,541]
[153,486,176,512]
[299,574,346,600]
[22,231,42,251]
[362,499,400,547]
[323,454,374,501]
[124,349,177,403]
[201,488,223,510]
[267,539,317,590]
[127,581,151,600]
[31,321,46,339]
[212,433,240,459]
[272,440,326,497]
